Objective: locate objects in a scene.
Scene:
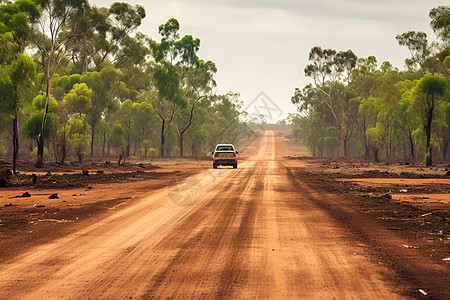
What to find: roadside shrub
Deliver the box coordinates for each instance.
[0,142,6,155]
[148,148,156,157]
[324,136,338,157]
[172,146,180,156]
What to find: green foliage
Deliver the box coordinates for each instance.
[366,125,384,147]
[64,83,93,115]
[30,146,48,160]
[429,6,450,45]
[396,31,431,72]
[0,141,6,155]
[108,123,125,149]
[172,145,180,156]
[326,126,337,137]
[0,66,15,111]
[148,147,156,157]
[32,94,57,112]
[411,74,448,124]
[413,126,426,148]
[23,110,55,142]
[65,114,91,163]
[416,73,449,96]
[153,65,186,107]
[0,0,40,48]
[324,136,338,157]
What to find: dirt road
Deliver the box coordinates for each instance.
[0,131,447,299]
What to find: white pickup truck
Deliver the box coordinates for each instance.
[212,144,238,169]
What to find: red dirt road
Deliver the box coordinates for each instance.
[0,131,447,299]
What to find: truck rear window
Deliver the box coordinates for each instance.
[216,146,234,151]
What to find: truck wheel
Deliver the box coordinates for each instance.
[213,163,217,169]
[233,163,237,169]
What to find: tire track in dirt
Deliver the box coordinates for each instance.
[284,165,449,299]
[140,143,266,298]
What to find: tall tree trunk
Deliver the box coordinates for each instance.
[160,119,165,157]
[443,139,449,161]
[36,80,51,168]
[373,147,379,163]
[426,143,432,166]
[61,140,66,164]
[409,134,415,161]
[179,133,184,157]
[363,118,369,160]
[102,131,106,159]
[425,136,432,166]
[91,124,95,157]
[344,139,348,157]
[178,103,197,158]
[337,128,345,158]
[12,117,18,174]
[425,123,432,166]
[425,109,433,166]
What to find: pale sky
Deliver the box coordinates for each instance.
[94,0,448,122]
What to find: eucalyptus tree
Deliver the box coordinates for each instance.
[54,82,92,163]
[291,83,317,113]
[291,84,325,156]
[64,83,93,117]
[429,6,450,47]
[411,73,449,165]
[358,96,381,160]
[394,80,420,161]
[304,46,357,158]
[371,70,403,159]
[0,0,39,173]
[440,103,450,160]
[149,18,200,157]
[132,101,159,156]
[81,62,127,156]
[350,56,379,99]
[66,114,91,163]
[206,92,244,148]
[183,106,210,157]
[113,99,140,157]
[96,2,146,69]
[32,0,96,167]
[108,123,126,165]
[396,31,431,75]
[117,32,151,100]
[0,54,36,173]
[175,60,217,157]
[22,95,57,156]
[66,2,146,73]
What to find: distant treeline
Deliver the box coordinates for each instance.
[290,6,449,166]
[247,123,293,131]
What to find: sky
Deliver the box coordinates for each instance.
[94,0,448,122]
